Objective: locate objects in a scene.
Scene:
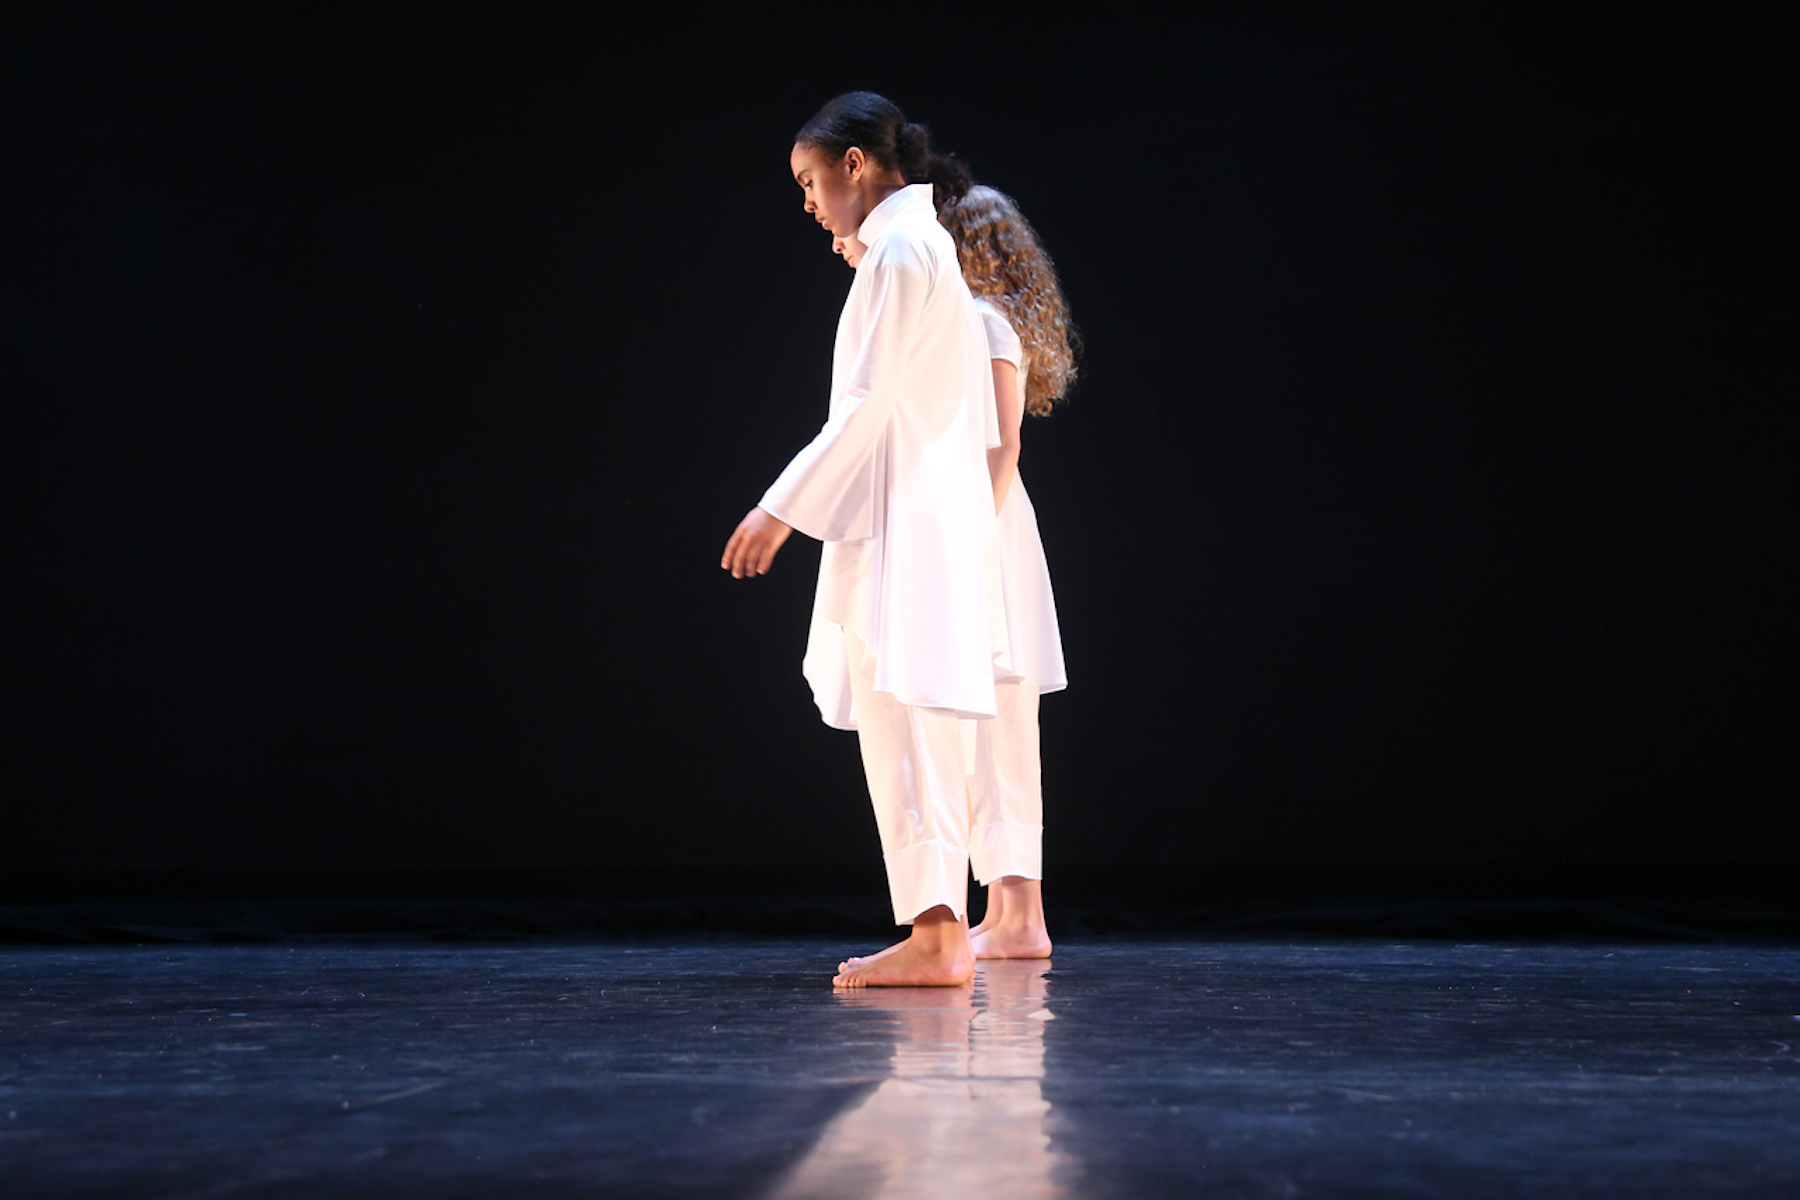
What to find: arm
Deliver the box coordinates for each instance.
[721,252,925,579]
[762,252,925,541]
[731,246,928,575]
[987,357,1024,514]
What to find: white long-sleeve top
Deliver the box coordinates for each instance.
[760,184,1006,729]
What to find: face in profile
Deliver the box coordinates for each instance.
[791,141,866,237]
[832,235,868,269]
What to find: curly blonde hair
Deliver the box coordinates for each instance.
[935,185,1078,416]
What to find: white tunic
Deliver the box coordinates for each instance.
[973,299,1068,694]
[759,184,1006,730]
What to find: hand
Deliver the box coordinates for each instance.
[721,506,792,579]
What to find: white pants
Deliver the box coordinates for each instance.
[964,681,1044,886]
[846,630,1043,925]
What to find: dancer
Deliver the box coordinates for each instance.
[720,92,1000,987]
[833,184,1074,963]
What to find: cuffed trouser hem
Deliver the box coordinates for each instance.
[884,840,970,925]
[970,821,1044,886]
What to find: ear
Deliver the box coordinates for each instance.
[842,146,866,181]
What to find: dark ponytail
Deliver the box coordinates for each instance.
[923,141,973,208]
[796,91,971,204]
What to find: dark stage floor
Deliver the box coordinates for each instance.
[3,939,1799,1197]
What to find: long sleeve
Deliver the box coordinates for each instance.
[759,243,931,543]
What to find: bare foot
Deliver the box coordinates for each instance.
[970,876,1051,959]
[837,937,905,974]
[970,924,1053,959]
[840,914,973,972]
[833,908,974,988]
[834,936,975,987]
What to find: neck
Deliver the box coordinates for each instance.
[866,180,905,209]
[857,164,909,218]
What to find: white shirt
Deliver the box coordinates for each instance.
[760,184,1006,728]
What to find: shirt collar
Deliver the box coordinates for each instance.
[854,183,936,246]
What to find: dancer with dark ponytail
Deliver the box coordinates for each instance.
[720,92,1004,987]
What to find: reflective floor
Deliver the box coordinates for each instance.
[3,939,1799,1196]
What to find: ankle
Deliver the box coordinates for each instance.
[995,879,1043,920]
[907,907,965,946]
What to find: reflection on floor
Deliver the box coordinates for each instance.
[774,962,1060,1198]
[2,939,1799,1196]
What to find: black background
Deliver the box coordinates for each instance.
[2,6,1791,896]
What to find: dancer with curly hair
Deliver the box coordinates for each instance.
[833,183,1075,964]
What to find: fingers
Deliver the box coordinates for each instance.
[722,509,788,579]
[723,531,755,579]
[721,527,770,579]
[720,529,746,577]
